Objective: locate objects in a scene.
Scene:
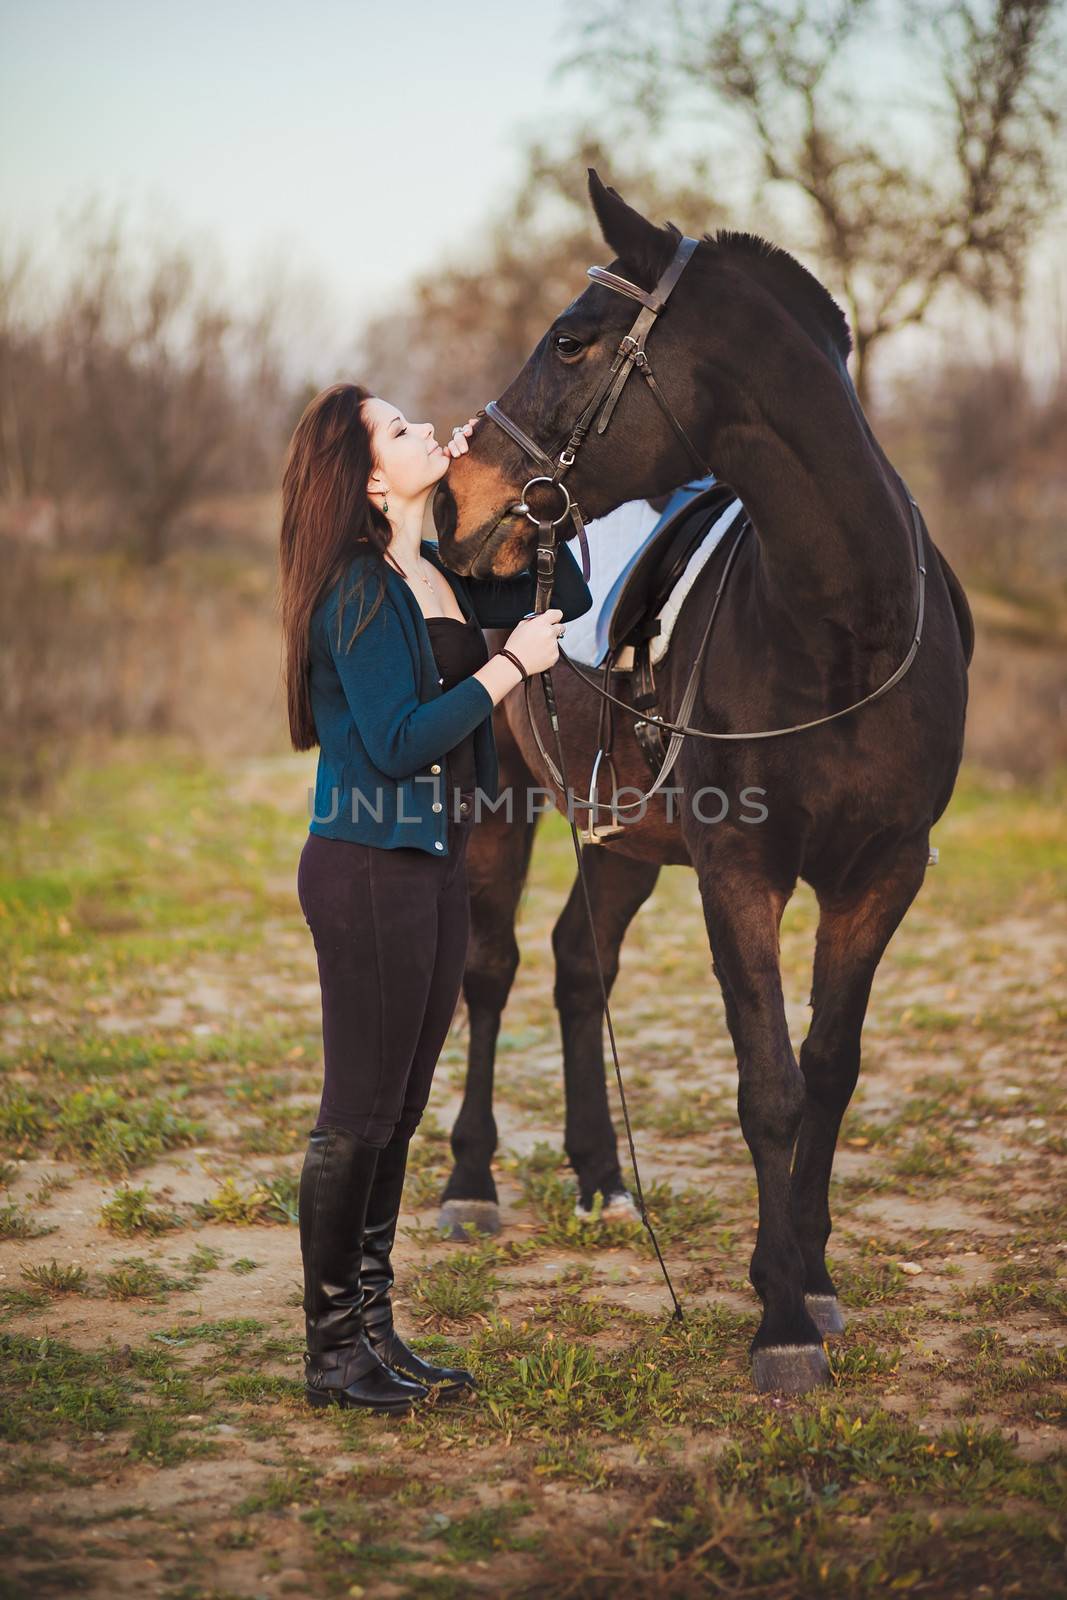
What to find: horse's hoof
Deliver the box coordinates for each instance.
[574,1189,640,1225]
[438,1199,501,1240]
[804,1294,846,1339]
[751,1343,831,1395]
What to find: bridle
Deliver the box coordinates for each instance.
[484,233,712,597]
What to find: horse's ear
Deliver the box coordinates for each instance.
[587,168,678,290]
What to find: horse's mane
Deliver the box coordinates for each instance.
[703,230,853,361]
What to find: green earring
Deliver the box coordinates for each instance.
[382,496,389,514]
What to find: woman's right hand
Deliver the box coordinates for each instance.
[503,608,566,675]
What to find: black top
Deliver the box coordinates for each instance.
[424,615,490,796]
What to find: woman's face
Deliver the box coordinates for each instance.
[363,396,450,503]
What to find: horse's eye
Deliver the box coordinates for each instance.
[554,334,584,358]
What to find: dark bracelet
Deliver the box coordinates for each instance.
[497,648,529,683]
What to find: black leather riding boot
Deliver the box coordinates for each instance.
[360,1130,477,1397]
[298,1125,429,1412]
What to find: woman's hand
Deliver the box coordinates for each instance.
[503,609,566,675]
[443,417,478,460]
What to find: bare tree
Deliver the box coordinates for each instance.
[1,204,302,561]
[0,244,71,500]
[358,133,729,424]
[53,210,237,562]
[563,0,1065,401]
[902,337,1067,584]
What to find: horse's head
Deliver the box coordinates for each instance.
[434,169,855,577]
[433,171,716,576]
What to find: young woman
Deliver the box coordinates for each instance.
[278,382,593,1413]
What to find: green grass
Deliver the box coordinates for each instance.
[101,1257,189,1302]
[0,746,301,975]
[966,1259,1067,1319]
[0,1085,51,1154]
[192,1171,300,1227]
[221,1373,299,1404]
[438,1501,537,1561]
[830,1252,911,1308]
[0,1333,139,1441]
[2,1024,321,1089]
[547,1293,611,1335]
[411,1244,503,1324]
[18,1260,89,1297]
[508,1145,721,1259]
[922,767,1067,920]
[481,1338,681,1438]
[231,1100,310,1154]
[0,746,1063,1597]
[955,1326,1067,1422]
[515,1406,1064,1596]
[892,1129,970,1183]
[50,1083,205,1176]
[150,1317,266,1349]
[99,1182,182,1236]
[0,1200,56,1241]
[175,1243,225,1279]
[126,1408,220,1467]
[643,1098,718,1139]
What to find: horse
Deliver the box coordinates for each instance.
[432,170,973,1393]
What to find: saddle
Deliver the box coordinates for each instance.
[598,482,740,783]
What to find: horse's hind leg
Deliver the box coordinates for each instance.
[552,844,661,1212]
[438,795,540,1240]
[793,844,930,1337]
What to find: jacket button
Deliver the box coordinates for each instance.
[434,841,444,850]
[431,801,442,813]
[430,763,441,774]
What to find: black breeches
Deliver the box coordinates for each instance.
[296,798,476,1148]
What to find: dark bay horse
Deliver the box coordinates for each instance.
[433,171,973,1393]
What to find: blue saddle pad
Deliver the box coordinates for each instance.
[561,476,720,667]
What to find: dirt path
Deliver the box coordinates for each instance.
[1,751,1063,1598]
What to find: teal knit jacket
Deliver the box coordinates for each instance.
[307,538,593,856]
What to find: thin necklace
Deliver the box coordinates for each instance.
[388,544,438,598]
[410,561,438,598]
[395,553,459,619]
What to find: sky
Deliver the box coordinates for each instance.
[3,0,1062,388]
[1,0,588,327]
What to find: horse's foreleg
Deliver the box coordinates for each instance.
[552,845,660,1211]
[698,867,829,1393]
[439,803,539,1239]
[793,844,929,1335]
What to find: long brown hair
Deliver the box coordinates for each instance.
[278,382,397,750]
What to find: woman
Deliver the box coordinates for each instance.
[278,382,593,1413]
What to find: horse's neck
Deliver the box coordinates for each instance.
[711,384,916,643]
